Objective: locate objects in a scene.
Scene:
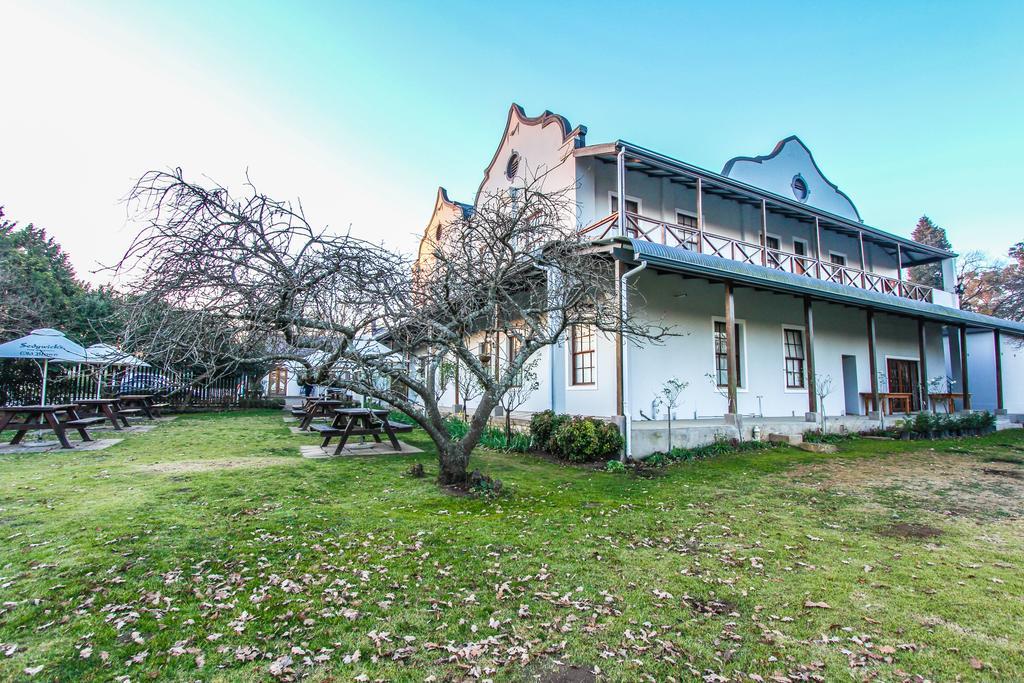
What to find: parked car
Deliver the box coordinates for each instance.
[118,374,177,395]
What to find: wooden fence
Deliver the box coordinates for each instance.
[0,363,261,408]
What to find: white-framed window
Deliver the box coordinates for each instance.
[782,325,806,389]
[675,210,698,249]
[829,251,848,266]
[793,238,809,257]
[570,324,596,386]
[712,318,745,389]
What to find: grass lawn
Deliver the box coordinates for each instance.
[2,410,1024,681]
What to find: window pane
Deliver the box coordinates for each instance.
[783,329,805,388]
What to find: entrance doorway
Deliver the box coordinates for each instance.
[266,365,289,397]
[886,358,920,412]
[841,355,859,415]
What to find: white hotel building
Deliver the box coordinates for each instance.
[416,104,1024,456]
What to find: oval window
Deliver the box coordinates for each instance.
[505,151,521,181]
[791,174,809,202]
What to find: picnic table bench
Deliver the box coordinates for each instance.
[294,399,352,430]
[310,408,413,455]
[73,398,136,430]
[117,394,168,419]
[0,404,103,449]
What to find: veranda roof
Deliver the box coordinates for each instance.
[615,238,1024,335]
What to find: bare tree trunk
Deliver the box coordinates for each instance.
[438,442,471,485]
[505,410,512,446]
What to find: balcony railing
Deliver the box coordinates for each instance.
[582,212,935,303]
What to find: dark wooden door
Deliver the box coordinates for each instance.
[267,366,288,397]
[886,358,920,411]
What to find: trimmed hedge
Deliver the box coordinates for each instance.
[529,413,623,463]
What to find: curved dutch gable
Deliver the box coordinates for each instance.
[722,136,863,222]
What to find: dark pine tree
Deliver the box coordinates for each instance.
[909,215,952,288]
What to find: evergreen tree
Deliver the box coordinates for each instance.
[0,206,121,340]
[908,215,952,288]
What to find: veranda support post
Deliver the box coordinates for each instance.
[960,325,971,410]
[804,297,817,418]
[867,309,879,417]
[724,282,738,415]
[995,329,1004,413]
[917,319,930,412]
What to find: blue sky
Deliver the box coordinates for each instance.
[1,0,1022,280]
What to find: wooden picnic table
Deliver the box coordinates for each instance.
[117,394,169,419]
[309,408,413,456]
[294,399,351,430]
[0,404,105,449]
[73,398,138,430]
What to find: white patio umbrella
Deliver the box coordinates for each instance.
[84,344,150,397]
[0,328,88,404]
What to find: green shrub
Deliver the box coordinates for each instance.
[913,411,936,434]
[388,410,417,426]
[445,415,469,440]
[529,410,571,452]
[803,429,855,444]
[659,436,778,463]
[549,416,623,463]
[479,425,531,453]
[604,459,626,473]
[444,416,531,453]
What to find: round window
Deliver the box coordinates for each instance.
[791,174,809,202]
[505,151,521,181]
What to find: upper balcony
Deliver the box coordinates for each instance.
[582,211,943,304]
[574,141,958,307]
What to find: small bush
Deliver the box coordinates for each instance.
[444,416,530,453]
[445,415,469,440]
[604,459,626,473]
[479,425,531,453]
[388,410,417,426]
[658,436,779,463]
[529,410,571,452]
[468,469,504,498]
[803,429,855,445]
[550,416,624,463]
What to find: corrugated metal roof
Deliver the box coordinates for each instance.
[624,238,1024,334]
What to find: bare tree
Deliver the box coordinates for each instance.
[656,377,688,452]
[813,373,835,433]
[497,355,540,445]
[114,169,668,485]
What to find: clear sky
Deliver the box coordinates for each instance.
[1,0,1022,284]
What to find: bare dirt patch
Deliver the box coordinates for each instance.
[786,449,1024,520]
[135,457,297,475]
[529,663,598,683]
[880,522,943,539]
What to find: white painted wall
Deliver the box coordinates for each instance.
[624,271,946,419]
[967,331,1024,413]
